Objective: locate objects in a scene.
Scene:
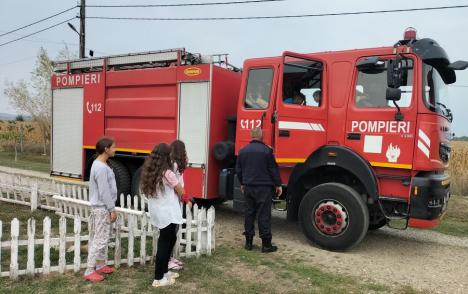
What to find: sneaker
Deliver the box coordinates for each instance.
[152,277,175,288]
[170,257,184,266]
[168,259,183,270]
[84,271,104,282]
[165,271,180,280]
[96,265,115,274]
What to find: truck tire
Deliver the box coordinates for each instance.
[299,183,369,251]
[131,167,143,199]
[108,159,131,206]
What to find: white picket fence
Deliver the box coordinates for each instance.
[52,194,216,258]
[0,171,85,212]
[0,207,215,280]
[0,172,217,280]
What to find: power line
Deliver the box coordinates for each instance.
[0,18,76,47]
[0,56,37,67]
[0,6,77,38]
[0,29,107,55]
[87,4,468,21]
[87,0,283,8]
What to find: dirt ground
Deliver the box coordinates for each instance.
[215,202,468,294]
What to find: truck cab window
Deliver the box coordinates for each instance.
[355,58,413,108]
[283,57,323,107]
[423,64,450,117]
[244,68,274,109]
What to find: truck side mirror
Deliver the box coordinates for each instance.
[387,58,403,88]
[448,60,468,71]
[387,87,404,121]
[386,87,401,101]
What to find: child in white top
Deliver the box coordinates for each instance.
[140,143,184,287]
[168,140,193,270]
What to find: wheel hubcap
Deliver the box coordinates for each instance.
[314,201,348,235]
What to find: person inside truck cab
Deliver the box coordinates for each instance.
[284,90,306,105]
[313,90,321,105]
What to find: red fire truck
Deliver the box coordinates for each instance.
[51,28,467,250]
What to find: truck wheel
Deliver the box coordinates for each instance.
[299,183,369,251]
[108,159,131,206]
[131,167,143,198]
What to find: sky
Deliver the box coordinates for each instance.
[1,0,468,135]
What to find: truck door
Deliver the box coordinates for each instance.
[235,63,279,152]
[345,55,417,175]
[274,53,327,164]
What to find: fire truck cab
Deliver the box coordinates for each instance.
[228,28,467,250]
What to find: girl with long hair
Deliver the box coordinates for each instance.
[84,137,118,282]
[140,143,185,287]
[168,140,192,271]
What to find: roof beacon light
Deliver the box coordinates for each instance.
[404,27,417,41]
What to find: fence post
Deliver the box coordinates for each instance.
[115,216,122,268]
[71,186,77,216]
[58,216,67,274]
[0,220,2,275]
[31,182,38,211]
[133,195,139,210]
[128,214,135,267]
[120,194,125,210]
[140,195,146,213]
[201,208,208,255]
[207,207,214,255]
[140,215,147,265]
[10,218,19,280]
[27,218,36,276]
[185,207,192,257]
[196,206,202,258]
[74,216,81,273]
[43,217,51,275]
[77,188,83,219]
[126,195,132,210]
[212,207,216,251]
[84,187,89,201]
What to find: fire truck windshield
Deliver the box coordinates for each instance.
[422,64,451,120]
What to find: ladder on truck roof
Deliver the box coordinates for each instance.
[53,48,214,73]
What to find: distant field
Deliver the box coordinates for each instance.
[0,121,43,146]
[449,141,468,196]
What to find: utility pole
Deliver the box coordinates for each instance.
[79,0,86,58]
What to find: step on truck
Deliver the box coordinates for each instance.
[51,28,467,250]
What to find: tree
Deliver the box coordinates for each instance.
[0,122,21,161]
[4,46,77,155]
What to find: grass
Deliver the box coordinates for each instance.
[0,203,424,293]
[0,244,422,294]
[0,151,49,173]
[433,194,468,237]
[0,202,77,238]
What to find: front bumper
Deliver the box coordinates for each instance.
[408,173,450,228]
